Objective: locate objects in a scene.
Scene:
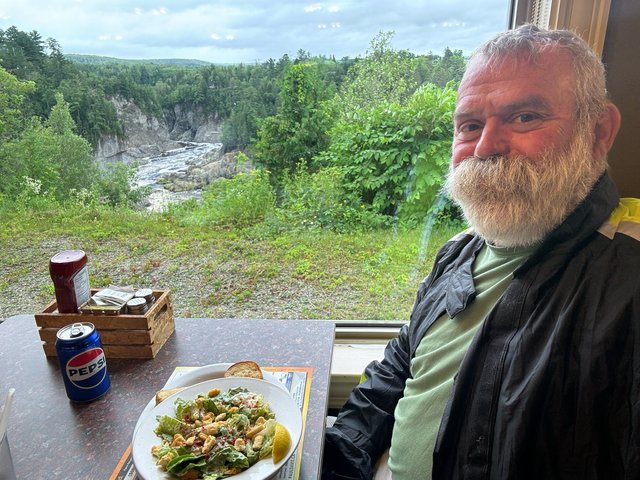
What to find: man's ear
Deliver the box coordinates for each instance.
[592,102,621,161]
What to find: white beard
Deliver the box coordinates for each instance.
[445,129,605,247]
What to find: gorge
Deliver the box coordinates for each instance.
[93,97,249,210]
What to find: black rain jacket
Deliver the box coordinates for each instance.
[323,173,640,479]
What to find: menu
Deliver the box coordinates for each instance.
[109,365,313,480]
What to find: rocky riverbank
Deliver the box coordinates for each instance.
[94,96,224,165]
[93,96,252,210]
[137,144,253,210]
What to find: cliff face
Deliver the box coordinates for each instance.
[94,96,223,164]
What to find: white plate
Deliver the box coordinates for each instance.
[163,364,287,391]
[134,364,286,436]
[132,377,303,480]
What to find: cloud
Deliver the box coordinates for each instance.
[0,0,508,63]
[151,7,168,15]
[305,4,323,13]
[97,33,124,42]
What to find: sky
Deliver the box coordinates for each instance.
[0,0,509,64]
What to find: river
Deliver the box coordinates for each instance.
[135,142,223,211]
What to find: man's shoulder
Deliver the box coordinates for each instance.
[418,228,480,285]
[597,198,640,242]
[447,227,475,243]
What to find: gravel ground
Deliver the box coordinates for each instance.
[0,234,416,321]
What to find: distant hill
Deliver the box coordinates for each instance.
[65,54,218,67]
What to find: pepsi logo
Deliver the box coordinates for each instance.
[66,348,108,390]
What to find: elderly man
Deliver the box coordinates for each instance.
[323,24,640,479]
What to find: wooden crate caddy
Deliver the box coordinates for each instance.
[35,289,174,359]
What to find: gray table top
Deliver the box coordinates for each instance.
[0,315,335,479]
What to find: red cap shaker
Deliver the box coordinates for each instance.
[49,250,91,313]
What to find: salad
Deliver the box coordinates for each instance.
[151,386,278,479]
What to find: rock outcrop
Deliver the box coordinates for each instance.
[94,96,223,164]
[176,150,253,191]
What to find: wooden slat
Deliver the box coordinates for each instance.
[42,317,174,358]
[35,290,170,330]
[43,342,154,358]
[39,328,153,345]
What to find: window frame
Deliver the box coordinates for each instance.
[509,0,612,56]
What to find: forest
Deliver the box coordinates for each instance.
[0,26,466,229]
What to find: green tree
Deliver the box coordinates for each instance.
[336,31,417,115]
[46,92,76,133]
[195,169,276,228]
[0,27,47,78]
[0,93,97,200]
[0,120,62,198]
[0,27,121,146]
[94,161,149,207]
[0,65,35,142]
[58,77,123,145]
[416,48,466,87]
[222,84,262,150]
[318,82,457,221]
[252,63,335,176]
[45,93,97,194]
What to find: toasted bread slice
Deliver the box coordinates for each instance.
[155,386,187,405]
[224,360,263,379]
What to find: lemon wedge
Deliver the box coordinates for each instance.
[272,422,292,463]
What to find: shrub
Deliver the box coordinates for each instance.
[275,163,390,232]
[93,161,150,207]
[10,176,61,211]
[318,82,457,223]
[183,169,276,228]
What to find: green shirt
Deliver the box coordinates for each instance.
[388,241,535,479]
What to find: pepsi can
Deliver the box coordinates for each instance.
[55,322,110,402]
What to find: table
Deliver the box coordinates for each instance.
[0,315,335,479]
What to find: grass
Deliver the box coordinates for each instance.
[0,203,461,321]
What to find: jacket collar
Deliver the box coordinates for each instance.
[446,238,484,318]
[520,171,619,269]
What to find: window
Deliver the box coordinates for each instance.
[0,2,511,327]
[510,0,612,55]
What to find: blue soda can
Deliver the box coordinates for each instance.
[55,322,110,402]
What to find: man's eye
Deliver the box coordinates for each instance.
[456,123,482,139]
[513,113,540,124]
[459,123,482,132]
